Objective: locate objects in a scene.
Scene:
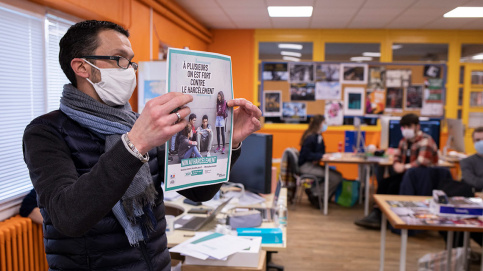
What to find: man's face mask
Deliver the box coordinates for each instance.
[401,127,415,139]
[84,60,137,106]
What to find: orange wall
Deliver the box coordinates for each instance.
[208,30,255,101]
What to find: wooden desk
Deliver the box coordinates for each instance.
[374,195,483,271]
[166,188,287,252]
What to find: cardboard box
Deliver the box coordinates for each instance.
[184,237,262,268]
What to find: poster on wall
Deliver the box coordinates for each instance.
[315,81,341,100]
[263,91,282,117]
[325,101,344,125]
[289,63,314,82]
[365,89,385,115]
[405,85,423,109]
[386,69,412,88]
[263,63,288,81]
[282,102,307,121]
[315,63,340,82]
[290,83,316,101]
[421,102,443,116]
[367,66,386,89]
[424,65,441,78]
[343,87,365,116]
[340,64,368,85]
[165,48,233,192]
[385,87,404,112]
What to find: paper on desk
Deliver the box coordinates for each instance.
[185,232,253,260]
[170,232,212,260]
[223,191,266,206]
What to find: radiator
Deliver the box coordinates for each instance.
[0,215,48,271]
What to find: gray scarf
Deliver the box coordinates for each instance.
[60,84,157,246]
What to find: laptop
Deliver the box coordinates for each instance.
[174,198,232,231]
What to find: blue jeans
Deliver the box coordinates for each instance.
[183,146,201,159]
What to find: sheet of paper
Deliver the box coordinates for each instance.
[185,232,253,260]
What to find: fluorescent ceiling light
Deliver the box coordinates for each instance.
[268,6,313,17]
[362,52,381,57]
[444,7,483,18]
[281,51,302,57]
[278,43,303,50]
[283,56,300,62]
[473,54,483,60]
[392,45,403,50]
[350,56,372,62]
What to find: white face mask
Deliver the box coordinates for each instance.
[84,60,137,106]
[401,128,415,139]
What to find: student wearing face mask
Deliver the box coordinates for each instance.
[299,115,343,202]
[355,113,439,229]
[461,127,483,191]
[22,20,262,271]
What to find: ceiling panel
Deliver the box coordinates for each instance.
[271,18,312,29]
[362,0,417,8]
[413,0,471,8]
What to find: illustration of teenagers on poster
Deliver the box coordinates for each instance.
[165,48,233,192]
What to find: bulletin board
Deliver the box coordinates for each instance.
[261,62,446,125]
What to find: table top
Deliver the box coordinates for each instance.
[166,188,287,252]
[321,152,383,164]
[374,195,483,232]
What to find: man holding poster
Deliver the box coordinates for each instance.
[23,20,261,271]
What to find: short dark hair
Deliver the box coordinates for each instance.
[189,113,197,121]
[202,115,208,121]
[59,20,129,87]
[183,124,192,137]
[400,113,419,127]
[473,127,483,139]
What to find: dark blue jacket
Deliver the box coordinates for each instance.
[23,110,240,271]
[298,133,325,166]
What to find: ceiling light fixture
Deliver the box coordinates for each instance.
[281,51,302,57]
[472,54,483,60]
[362,52,381,57]
[268,6,313,17]
[392,45,403,50]
[283,56,300,62]
[350,56,372,62]
[444,7,483,18]
[278,44,303,50]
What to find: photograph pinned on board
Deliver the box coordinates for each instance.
[421,101,443,116]
[315,81,341,100]
[343,87,365,116]
[282,102,307,121]
[385,87,404,112]
[262,63,288,81]
[386,69,412,88]
[315,63,340,82]
[289,63,314,83]
[423,65,441,78]
[365,89,385,115]
[263,91,282,117]
[340,63,368,85]
[405,85,423,109]
[325,100,344,126]
[367,66,386,89]
[290,83,316,101]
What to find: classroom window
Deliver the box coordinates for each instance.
[258,42,313,62]
[460,44,483,63]
[392,43,448,62]
[0,3,74,212]
[325,43,380,62]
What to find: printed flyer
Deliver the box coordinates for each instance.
[165,48,233,192]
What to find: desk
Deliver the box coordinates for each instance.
[375,195,483,271]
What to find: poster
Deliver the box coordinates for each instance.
[367,66,386,89]
[421,102,443,116]
[365,89,385,115]
[315,63,339,82]
[290,83,316,101]
[315,82,341,100]
[289,63,314,83]
[385,87,404,112]
[262,63,288,81]
[325,101,344,125]
[340,64,368,84]
[282,102,307,121]
[343,87,365,116]
[263,91,282,117]
[405,85,423,109]
[165,48,233,192]
[386,69,411,88]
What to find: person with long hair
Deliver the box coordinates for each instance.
[215,91,228,154]
[299,115,342,204]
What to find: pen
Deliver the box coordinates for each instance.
[183,234,195,237]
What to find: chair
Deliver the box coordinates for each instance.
[280,148,324,213]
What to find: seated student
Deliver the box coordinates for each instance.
[178,123,202,160]
[196,115,213,157]
[19,189,43,224]
[355,113,439,229]
[299,115,343,200]
[461,126,483,191]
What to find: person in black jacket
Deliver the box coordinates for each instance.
[22,20,262,271]
[299,115,342,200]
[19,189,43,225]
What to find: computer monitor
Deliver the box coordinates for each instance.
[229,133,273,194]
[388,119,441,149]
[445,118,465,153]
[380,116,402,149]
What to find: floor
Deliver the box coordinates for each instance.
[269,194,482,271]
